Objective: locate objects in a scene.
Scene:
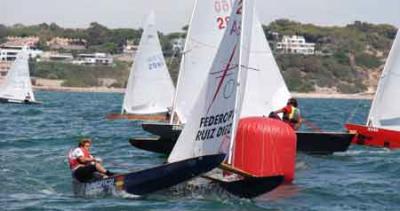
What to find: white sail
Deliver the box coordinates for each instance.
[241,13,291,117]
[0,50,36,102]
[168,0,254,163]
[172,0,232,123]
[367,29,400,130]
[122,11,175,115]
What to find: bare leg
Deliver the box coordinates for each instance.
[95,162,107,174]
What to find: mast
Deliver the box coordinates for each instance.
[228,0,249,164]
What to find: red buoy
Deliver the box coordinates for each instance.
[232,117,297,182]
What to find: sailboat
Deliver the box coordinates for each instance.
[73,0,271,198]
[0,49,39,104]
[346,29,400,149]
[107,12,175,121]
[167,0,284,198]
[131,0,232,150]
[131,0,353,155]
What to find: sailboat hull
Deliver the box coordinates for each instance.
[0,97,40,104]
[73,153,225,196]
[131,123,352,154]
[106,113,169,121]
[345,123,400,149]
[129,137,175,154]
[296,132,354,154]
[210,175,284,198]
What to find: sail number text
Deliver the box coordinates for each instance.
[196,110,234,141]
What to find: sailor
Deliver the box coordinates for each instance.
[270,98,302,130]
[68,138,114,182]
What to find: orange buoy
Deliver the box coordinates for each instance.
[232,117,296,182]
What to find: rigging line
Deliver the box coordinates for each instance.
[190,38,220,49]
[210,64,261,74]
[345,99,364,123]
[210,65,238,74]
[302,118,323,132]
[240,65,261,71]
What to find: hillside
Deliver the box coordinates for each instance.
[1,21,398,93]
[264,20,397,93]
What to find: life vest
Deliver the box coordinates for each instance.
[68,147,92,171]
[282,105,300,124]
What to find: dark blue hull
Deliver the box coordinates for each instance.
[73,154,225,197]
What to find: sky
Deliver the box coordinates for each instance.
[1,0,399,33]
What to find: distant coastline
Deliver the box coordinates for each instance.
[33,85,124,94]
[291,92,373,100]
[33,85,373,100]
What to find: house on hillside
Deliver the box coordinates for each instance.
[276,35,315,55]
[73,53,113,65]
[0,45,43,61]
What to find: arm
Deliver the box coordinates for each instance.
[72,148,95,164]
[272,108,285,114]
[294,111,303,130]
[77,156,95,164]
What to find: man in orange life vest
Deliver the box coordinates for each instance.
[68,138,113,182]
[270,98,302,130]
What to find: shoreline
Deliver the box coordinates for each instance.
[291,92,373,100]
[33,85,124,93]
[33,86,373,100]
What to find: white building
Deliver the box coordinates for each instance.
[123,40,138,55]
[0,45,43,61]
[276,35,315,55]
[73,53,113,65]
[171,38,185,53]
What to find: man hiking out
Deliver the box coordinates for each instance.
[67,138,114,182]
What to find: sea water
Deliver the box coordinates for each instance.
[0,91,399,210]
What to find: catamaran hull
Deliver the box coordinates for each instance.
[132,123,352,154]
[345,123,400,149]
[72,154,225,197]
[106,113,169,121]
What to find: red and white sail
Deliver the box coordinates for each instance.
[168,0,255,163]
[0,49,36,103]
[171,0,233,124]
[172,0,289,124]
[122,11,175,115]
[367,29,400,130]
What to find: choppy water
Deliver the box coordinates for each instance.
[1,91,399,210]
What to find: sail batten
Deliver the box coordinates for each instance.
[122,11,175,115]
